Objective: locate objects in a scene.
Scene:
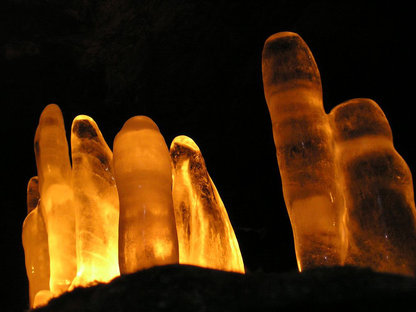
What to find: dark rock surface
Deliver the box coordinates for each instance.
[34,265,416,312]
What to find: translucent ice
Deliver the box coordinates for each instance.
[71,115,120,287]
[34,104,76,294]
[262,32,416,276]
[170,136,245,273]
[113,116,179,274]
[330,99,416,276]
[22,177,51,308]
[262,32,346,270]
[25,104,247,306]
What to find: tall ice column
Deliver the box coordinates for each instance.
[34,104,76,295]
[113,116,179,274]
[71,115,120,287]
[262,32,346,270]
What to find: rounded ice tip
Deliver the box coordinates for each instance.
[170,135,200,152]
[120,116,160,133]
[71,115,100,140]
[265,31,301,44]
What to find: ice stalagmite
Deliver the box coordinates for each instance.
[34,104,76,295]
[329,99,416,276]
[71,116,120,287]
[262,32,346,270]
[113,116,179,274]
[170,136,245,273]
[22,176,52,308]
[262,32,416,276]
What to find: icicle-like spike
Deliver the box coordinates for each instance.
[170,135,244,273]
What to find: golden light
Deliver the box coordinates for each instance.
[22,105,244,309]
[23,30,416,310]
[71,115,120,288]
[170,135,244,273]
[113,116,179,274]
[262,32,416,276]
[33,104,76,298]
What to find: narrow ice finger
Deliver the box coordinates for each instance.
[23,178,50,308]
[34,104,76,295]
[262,32,329,193]
[34,104,71,189]
[262,32,345,270]
[71,115,120,287]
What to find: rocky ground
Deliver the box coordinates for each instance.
[34,265,416,312]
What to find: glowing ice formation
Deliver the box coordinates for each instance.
[170,135,245,273]
[22,177,52,308]
[24,105,245,308]
[113,116,179,274]
[23,31,416,310]
[262,32,346,270]
[262,31,416,276]
[330,99,416,276]
[71,116,120,287]
[34,104,77,295]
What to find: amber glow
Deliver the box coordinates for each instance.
[262,32,416,276]
[71,115,120,288]
[113,116,179,274]
[22,177,51,308]
[170,136,245,273]
[23,31,416,310]
[23,106,244,309]
[33,104,77,297]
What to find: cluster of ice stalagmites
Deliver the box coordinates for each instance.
[22,105,244,309]
[262,32,416,276]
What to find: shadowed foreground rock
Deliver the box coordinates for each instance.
[34,265,416,311]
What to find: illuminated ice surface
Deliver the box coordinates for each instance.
[113,116,179,274]
[71,116,120,288]
[22,177,51,308]
[262,32,416,276]
[34,104,76,295]
[24,108,245,308]
[170,136,244,273]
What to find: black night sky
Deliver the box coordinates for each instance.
[2,1,415,310]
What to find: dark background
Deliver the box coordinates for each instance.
[2,1,415,310]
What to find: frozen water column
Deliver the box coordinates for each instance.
[113,116,179,274]
[22,176,51,308]
[262,32,345,270]
[34,104,76,295]
[170,135,245,273]
[330,99,416,276]
[71,116,120,286]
